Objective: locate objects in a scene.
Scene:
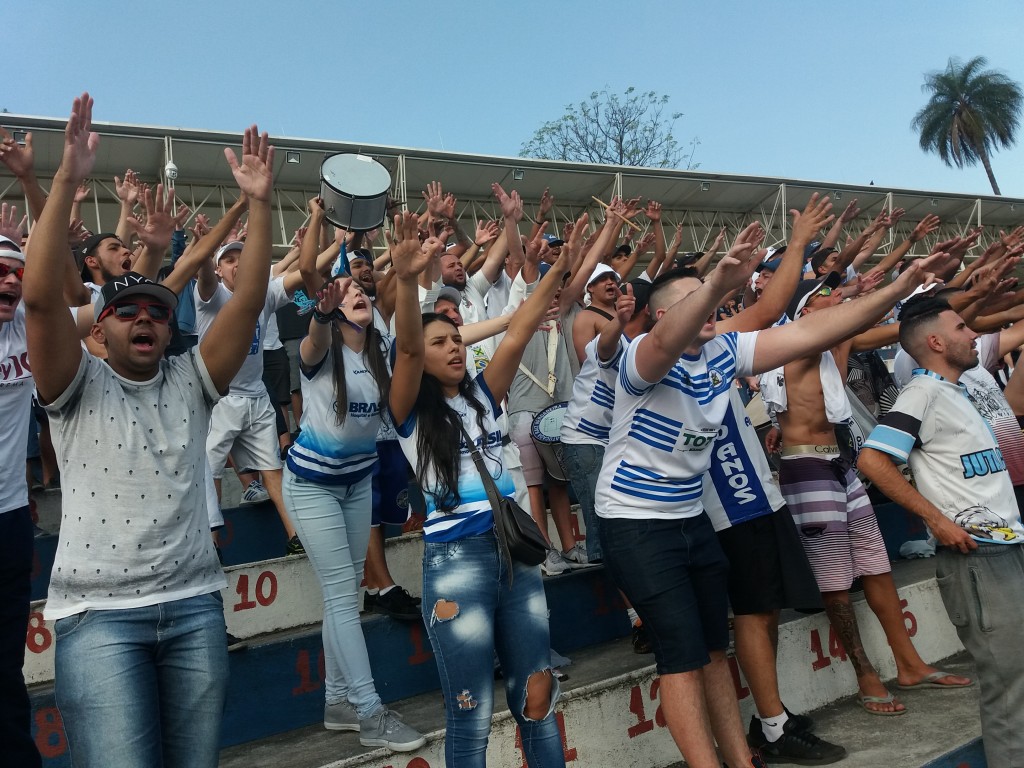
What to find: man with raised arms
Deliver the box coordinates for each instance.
[23,93,275,768]
[594,220,936,768]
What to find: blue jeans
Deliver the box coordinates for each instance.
[555,443,604,562]
[422,531,564,768]
[1,507,40,768]
[53,591,229,768]
[284,470,382,718]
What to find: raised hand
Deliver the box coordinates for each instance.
[621,196,643,219]
[857,267,886,295]
[440,192,457,220]
[839,199,861,223]
[74,183,91,203]
[909,214,941,243]
[885,208,906,228]
[67,218,91,247]
[708,226,727,253]
[59,93,100,184]
[422,181,445,216]
[0,127,35,178]
[475,219,499,246]
[538,187,555,219]
[614,282,635,324]
[644,200,663,222]
[635,232,656,253]
[316,276,349,313]
[292,226,308,247]
[0,202,24,242]
[224,125,274,203]
[707,221,765,295]
[670,222,684,248]
[492,182,523,221]
[525,222,549,265]
[127,184,177,252]
[172,203,190,231]
[790,193,834,242]
[114,169,142,207]
[190,213,211,241]
[391,212,437,279]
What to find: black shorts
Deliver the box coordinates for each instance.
[262,347,291,405]
[600,513,731,675]
[716,506,823,615]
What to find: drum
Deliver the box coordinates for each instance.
[530,402,570,482]
[319,153,392,231]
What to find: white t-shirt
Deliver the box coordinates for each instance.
[865,369,1024,544]
[0,304,32,513]
[596,331,758,520]
[393,377,513,542]
[44,348,227,619]
[195,277,290,397]
[560,336,624,446]
[288,342,387,485]
[895,334,1024,487]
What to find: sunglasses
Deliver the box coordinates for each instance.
[816,286,835,298]
[0,262,25,280]
[98,301,172,323]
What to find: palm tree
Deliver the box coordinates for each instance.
[912,56,1023,195]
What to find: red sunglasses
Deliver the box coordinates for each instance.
[0,262,25,280]
[98,301,172,324]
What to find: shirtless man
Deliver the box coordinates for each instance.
[773,271,972,715]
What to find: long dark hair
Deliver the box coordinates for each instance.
[330,321,391,426]
[414,313,491,512]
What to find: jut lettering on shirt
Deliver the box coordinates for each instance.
[961,448,1007,479]
[1,352,31,381]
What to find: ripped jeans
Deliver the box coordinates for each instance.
[422,531,565,768]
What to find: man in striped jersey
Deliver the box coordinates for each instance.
[594,218,935,768]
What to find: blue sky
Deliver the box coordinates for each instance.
[11,0,1024,197]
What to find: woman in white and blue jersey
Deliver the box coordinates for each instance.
[389,212,571,768]
[281,201,425,752]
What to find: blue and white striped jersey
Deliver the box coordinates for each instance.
[561,336,626,447]
[596,331,758,520]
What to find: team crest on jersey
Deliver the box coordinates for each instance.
[708,368,724,388]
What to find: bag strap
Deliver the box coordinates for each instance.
[456,421,514,577]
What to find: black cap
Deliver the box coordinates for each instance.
[785,272,842,320]
[94,272,178,322]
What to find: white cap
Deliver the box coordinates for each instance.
[0,247,24,264]
[215,241,244,263]
[586,263,620,290]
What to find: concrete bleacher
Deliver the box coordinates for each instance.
[25,491,989,767]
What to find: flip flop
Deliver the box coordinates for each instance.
[859,693,907,716]
[897,670,974,690]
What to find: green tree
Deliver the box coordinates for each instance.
[520,87,698,169]
[912,56,1023,195]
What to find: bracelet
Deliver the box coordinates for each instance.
[312,308,334,325]
[473,241,484,247]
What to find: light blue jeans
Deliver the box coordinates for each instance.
[423,531,564,768]
[555,442,605,562]
[53,591,229,768]
[284,470,382,718]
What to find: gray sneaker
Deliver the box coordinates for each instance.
[541,548,570,576]
[359,707,426,752]
[562,541,591,568]
[324,700,358,732]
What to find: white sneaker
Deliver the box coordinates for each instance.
[542,549,570,576]
[240,480,270,504]
[359,707,426,752]
[562,541,591,568]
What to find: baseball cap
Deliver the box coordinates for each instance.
[0,246,24,264]
[613,243,632,257]
[543,234,565,247]
[75,232,121,260]
[94,272,178,322]
[434,286,462,307]
[215,241,245,263]
[785,271,842,320]
[587,263,621,289]
[759,258,783,273]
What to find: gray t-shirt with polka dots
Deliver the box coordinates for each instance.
[43,348,227,620]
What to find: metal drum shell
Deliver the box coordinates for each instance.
[319,153,392,231]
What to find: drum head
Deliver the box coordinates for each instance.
[531,402,568,444]
[320,154,391,197]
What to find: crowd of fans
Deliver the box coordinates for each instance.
[4,92,1024,768]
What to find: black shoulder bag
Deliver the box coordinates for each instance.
[456,422,548,577]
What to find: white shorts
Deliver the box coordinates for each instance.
[206,393,283,478]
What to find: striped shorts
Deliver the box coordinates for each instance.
[778,453,890,592]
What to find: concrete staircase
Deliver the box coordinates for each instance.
[24,493,989,767]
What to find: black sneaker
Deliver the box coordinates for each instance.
[749,718,847,765]
[371,586,422,621]
[285,535,305,556]
[363,591,376,612]
[226,632,248,652]
[632,622,653,654]
[784,705,815,734]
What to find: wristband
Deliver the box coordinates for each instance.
[313,308,334,325]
